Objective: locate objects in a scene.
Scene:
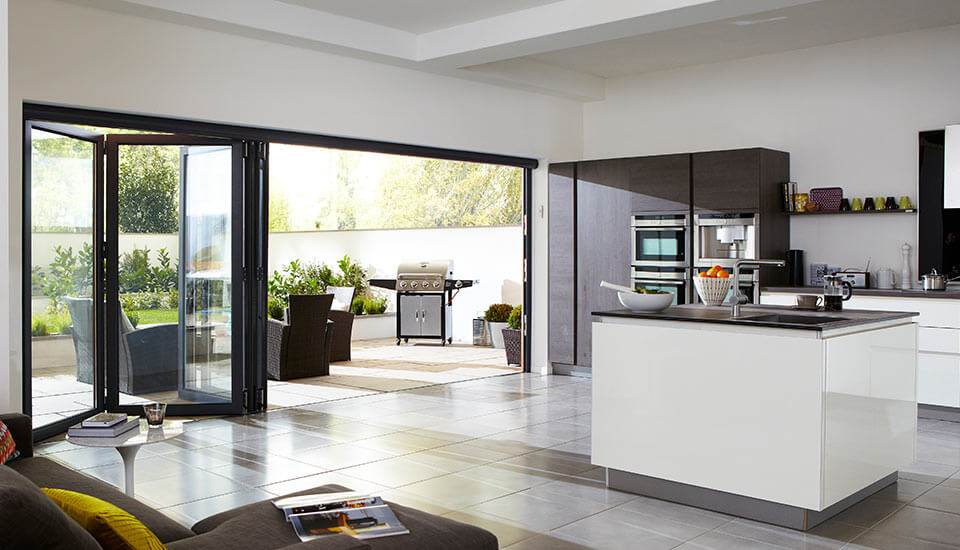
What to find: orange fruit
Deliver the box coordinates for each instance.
[713,265,723,271]
[699,272,711,278]
[716,270,729,278]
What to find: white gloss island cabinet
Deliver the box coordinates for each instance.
[762,292,960,409]
[592,310,917,530]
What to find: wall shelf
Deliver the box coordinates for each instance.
[786,208,917,216]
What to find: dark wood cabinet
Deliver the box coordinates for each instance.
[548,163,576,365]
[692,149,761,212]
[547,148,789,370]
[575,172,633,368]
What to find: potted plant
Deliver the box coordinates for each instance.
[502,305,522,366]
[484,303,513,349]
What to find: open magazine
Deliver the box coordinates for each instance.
[273,491,409,541]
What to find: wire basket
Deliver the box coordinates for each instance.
[694,277,732,306]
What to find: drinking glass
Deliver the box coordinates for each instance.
[143,403,167,427]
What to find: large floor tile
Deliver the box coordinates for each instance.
[400,473,516,509]
[549,507,695,549]
[871,505,960,546]
[616,496,732,530]
[911,484,960,515]
[336,456,448,488]
[714,518,861,549]
[443,509,542,547]
[163,487,275,525]
[845,529,960,550]
[468,491,612,532]
[502,534,595,549]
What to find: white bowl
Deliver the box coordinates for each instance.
[617,290,674,312]
[694,277,732,306]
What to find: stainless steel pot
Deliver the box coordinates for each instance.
[922,269,948,291]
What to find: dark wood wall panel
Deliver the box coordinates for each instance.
[576,161,633,368]
[548,163,576,365]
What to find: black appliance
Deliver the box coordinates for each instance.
[787,249,804,286]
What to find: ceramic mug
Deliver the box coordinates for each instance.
[876,268,896,290]
[851,198,863,211]
[796,294,823,310]
[900,196,913,209]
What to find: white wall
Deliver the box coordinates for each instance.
[5,0,583,409]
[269,226,523,343]
[582,25,960,285]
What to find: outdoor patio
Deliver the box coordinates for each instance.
[268,338,520,409]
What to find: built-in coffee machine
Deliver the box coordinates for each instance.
[693,213,762,303]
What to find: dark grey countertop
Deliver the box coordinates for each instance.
[762,285,960,299]
[593,304,918,331]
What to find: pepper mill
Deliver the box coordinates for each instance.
[900,243,912,290]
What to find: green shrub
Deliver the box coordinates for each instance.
[119,248,152,293]
[31,317,50,337]
[267,298,285,321]
[484,303,513,323]
[350,297,365,315]
[126,310,140,328]
[268,255,369,312]
[363,296,388,315]
[507,304,522,330]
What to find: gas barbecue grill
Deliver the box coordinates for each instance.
[369,260,476,345]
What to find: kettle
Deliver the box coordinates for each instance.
[876,268,896,290]
[822,273,853,311]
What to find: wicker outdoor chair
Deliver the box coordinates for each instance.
[66,296,178,395]
[327,286,356,362]
[266,294,334,380]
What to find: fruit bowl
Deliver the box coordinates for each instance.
[617,290,674,312]
[694,276,732,306]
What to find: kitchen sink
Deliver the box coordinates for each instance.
[739,313,850,325]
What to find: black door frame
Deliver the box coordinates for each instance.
[103,135,246,417]
[22,103,538,433]
[22,121,107,441]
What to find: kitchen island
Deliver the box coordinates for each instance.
[592,304,918,530]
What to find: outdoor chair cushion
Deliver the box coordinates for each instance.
[0,466,101,550]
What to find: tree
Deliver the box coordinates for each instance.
[376,158,522,228]
[118,145,180,233]
[269,191,293,232]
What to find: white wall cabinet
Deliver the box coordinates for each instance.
[762,291,959,408]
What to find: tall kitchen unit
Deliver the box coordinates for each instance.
[548,148,789,374]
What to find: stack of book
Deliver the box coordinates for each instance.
[273,492,409,541]
[67,413,140,438]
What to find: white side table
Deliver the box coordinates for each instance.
[66,420,184,497]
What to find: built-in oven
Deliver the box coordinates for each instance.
[631,267,690,305]
[632,214,690,267]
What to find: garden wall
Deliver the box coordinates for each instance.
[269,225,523,344]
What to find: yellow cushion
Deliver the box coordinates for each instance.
[41,488,166,550]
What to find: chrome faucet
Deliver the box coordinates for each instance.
[731,259,786,317]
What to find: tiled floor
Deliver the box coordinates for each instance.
[36,373,960,549]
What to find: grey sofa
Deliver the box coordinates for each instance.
[0,413,498,550]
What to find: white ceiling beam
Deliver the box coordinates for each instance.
[417,0,820,67]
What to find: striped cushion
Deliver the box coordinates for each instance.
[0,420,19,464]
[42,489,166,550]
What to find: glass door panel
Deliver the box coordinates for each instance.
[106,136,242,415]
[27,124,103,431]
